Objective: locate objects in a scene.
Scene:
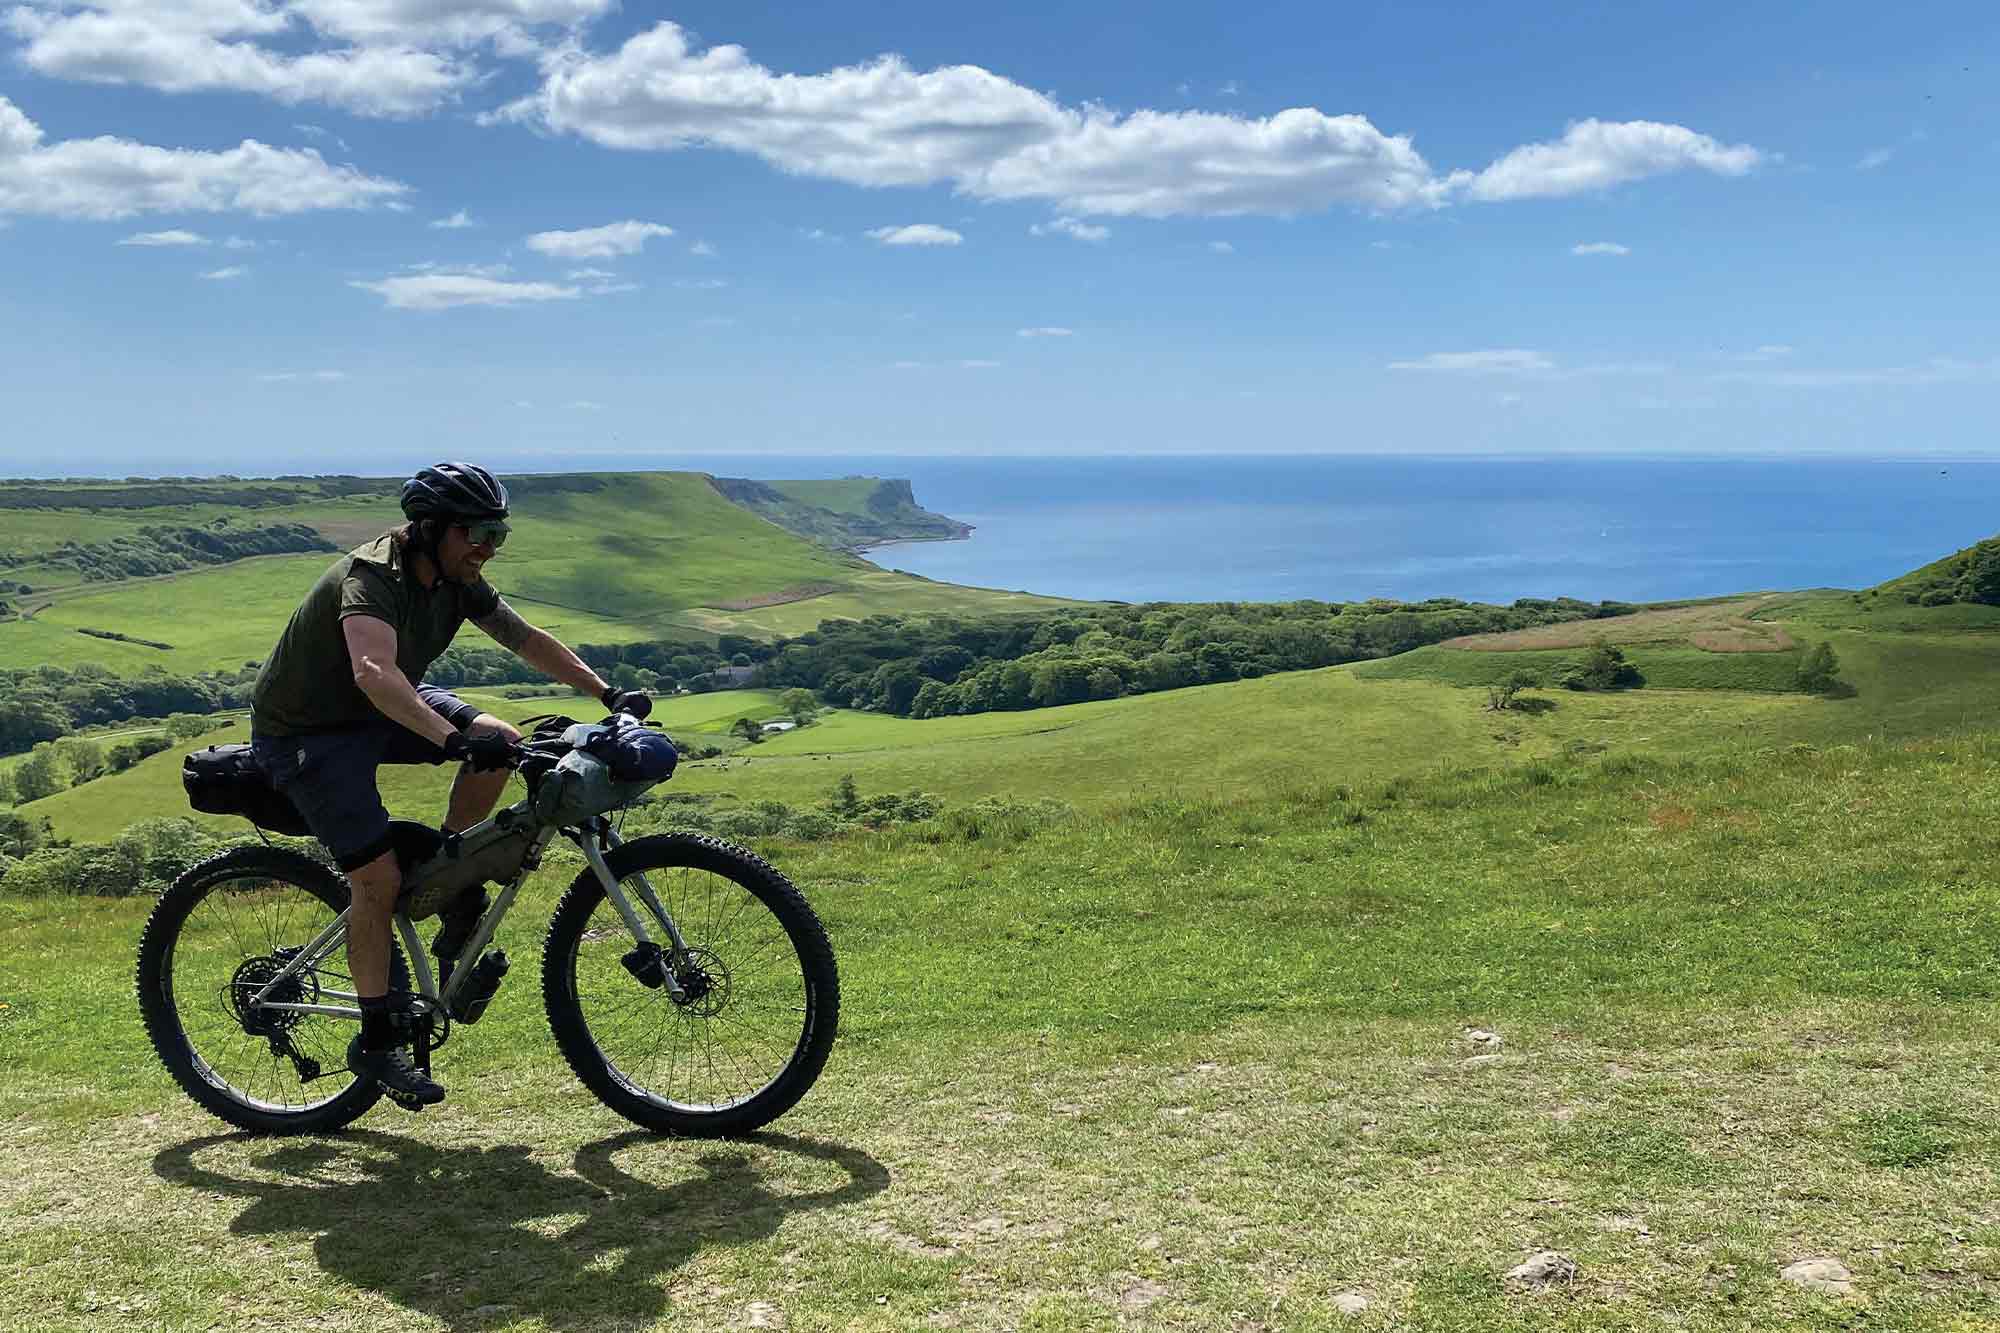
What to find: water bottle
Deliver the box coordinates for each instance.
[449,950,510,1024]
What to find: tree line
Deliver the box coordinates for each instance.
[753,596,1640,718]
[0,522,334,585]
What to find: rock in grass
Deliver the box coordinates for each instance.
[1780,1258,1854,1296]
[1465,1028,1503,1050]
[1505,1251,1578,1285]
[1331,1290,1370,1315]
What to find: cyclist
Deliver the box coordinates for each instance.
[249,461,648,1105]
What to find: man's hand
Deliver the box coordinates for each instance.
[444,729,518,772]
[600,686,652,720]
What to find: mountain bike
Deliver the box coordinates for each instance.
[136,713,839,1136]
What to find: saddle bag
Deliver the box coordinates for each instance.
[182,743,312,837]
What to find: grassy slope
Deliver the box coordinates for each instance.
[0,474,1076,675]
[11,734,2000,1328]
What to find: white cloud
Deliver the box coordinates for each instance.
[498,24,1761,221]
[1496,392,1523,406]
[198,264,248,279]
[586,280,638,294]
[6,5,468,117]
[293,122,349,151]
[1571,240,1630,256]
[1388,349,1554,373]
[118,228,208,246]
[867,223,962,246]
[799,227,838,242]
[959,359,1001,369]
[1029,215,1109,242]
[1217,80,1241,98]
[258,369,347,381]
[525,219,673,258]
[565,266,614,279]
[5,1,619,115]
[1464,119,1760,201]
[1715,358,2000,388]
[1736,344,1795,362]
[891,359,924,369]
[689,239,716,256]
[568,398,603,410]
[0,97,407,219]
[1017,326,1073,338]
[673,278,727,289]
[1857,147,1893,171]
[431,208,476,228]
[1208,240,1235,254]
[406,259,511,277]
[222,234,258,248]
[350,272,582,309]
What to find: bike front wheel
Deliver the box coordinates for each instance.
[541,832,839,1137]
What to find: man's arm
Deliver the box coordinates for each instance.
[474,598,611,700]
[344,616,461,747]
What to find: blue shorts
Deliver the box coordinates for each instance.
[251,686,482,872]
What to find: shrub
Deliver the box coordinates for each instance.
[1559,642,1642,691]
[1919,588,1955,607]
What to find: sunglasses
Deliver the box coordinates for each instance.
[458,520,510,550]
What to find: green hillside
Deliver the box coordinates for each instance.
[0,472,1074,675]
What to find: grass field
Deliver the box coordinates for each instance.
[1443,597,1794,652]
[11,734,2000,1328]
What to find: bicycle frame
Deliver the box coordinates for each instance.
[244,810,695,1023]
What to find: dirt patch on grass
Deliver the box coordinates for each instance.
[1445,597,1792,653]
[308,518,394,549]
[1688,624,1796,652]
[704,582,844,612]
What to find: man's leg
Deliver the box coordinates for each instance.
[345,847,401,999]
[442,713,522,832]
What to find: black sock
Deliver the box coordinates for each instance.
[359,994,395,1050]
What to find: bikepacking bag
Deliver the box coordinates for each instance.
[530,722,674,826]
[181,743,312,837]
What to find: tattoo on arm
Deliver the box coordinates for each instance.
[475,598,536,653]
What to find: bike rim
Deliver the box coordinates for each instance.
[571,865,812,1113]
[167,870,359,1113]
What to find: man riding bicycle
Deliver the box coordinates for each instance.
[250,462,647,1106]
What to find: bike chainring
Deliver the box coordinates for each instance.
[224,947,320,1036]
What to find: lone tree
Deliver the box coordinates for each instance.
[827,773,861,819]
[12,748,60,803]
[780,688,819,725]
[1795,641,1847,695]
[1485,668,1542,712]
[730,716,765,744]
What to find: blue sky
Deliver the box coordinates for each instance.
[0,1,1994,475]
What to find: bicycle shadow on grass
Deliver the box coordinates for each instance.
[154,1128,889,1330]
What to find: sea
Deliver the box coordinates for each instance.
[555,453,1992,606]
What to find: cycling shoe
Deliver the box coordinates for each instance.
[347,1036,445,1106]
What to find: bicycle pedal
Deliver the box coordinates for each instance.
[383,1088,428,1113]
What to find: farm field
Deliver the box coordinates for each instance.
[9,733,2000,1328]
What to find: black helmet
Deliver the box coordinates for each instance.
[400,462,509,522]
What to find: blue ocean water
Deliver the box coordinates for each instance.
[564,453,1997,605]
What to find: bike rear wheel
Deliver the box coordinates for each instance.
[542,832,839,1137]
[136,846,406,1134]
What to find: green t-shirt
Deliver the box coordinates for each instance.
[250,534,500,736]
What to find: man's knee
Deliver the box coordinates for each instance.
[346,849,402,912]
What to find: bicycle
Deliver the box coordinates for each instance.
[136,711,840,1136]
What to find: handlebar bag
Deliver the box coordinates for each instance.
[182,743,312,837]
